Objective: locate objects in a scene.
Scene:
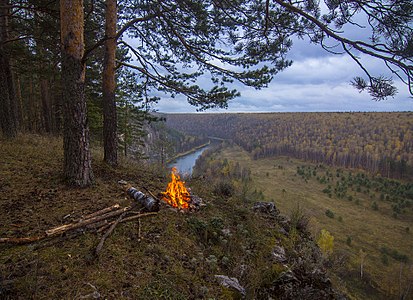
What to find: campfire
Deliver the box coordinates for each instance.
[161,167,191,209]
[123,167,203,212]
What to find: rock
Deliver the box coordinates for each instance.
[215,275,246,297]
[190,195,205,210]
[272,246,287,263]
[278,227,289,236]
[199,286,209,297]
[206,255,218,266]
[233,264,248,277]
[252,202,280,216]
[221,228,232,236]
[221,256,230,266]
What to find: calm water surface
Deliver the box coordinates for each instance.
[168,146,209,176]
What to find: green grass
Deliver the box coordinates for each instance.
[218,145,413,299]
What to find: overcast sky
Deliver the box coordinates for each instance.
[155,37,413,113]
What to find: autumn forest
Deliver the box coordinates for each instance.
[166,112,413,179]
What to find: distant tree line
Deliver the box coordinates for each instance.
[166,112,413,179]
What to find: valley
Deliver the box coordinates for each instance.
[199,144,413,299]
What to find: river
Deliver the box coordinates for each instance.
[168,145,210,176]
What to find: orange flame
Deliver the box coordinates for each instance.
[162,167,191,209]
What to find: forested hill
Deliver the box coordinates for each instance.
[165,112,413,179]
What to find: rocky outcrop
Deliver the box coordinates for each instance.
[253,202,346,300]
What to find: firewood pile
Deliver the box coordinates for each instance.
[0,183,161,256]
[0,180,204,256]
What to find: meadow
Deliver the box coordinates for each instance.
[216,145,413,299]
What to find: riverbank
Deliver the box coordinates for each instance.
[167,141,211,163]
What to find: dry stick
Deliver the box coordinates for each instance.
[96,223,111,234]
[142,186,159,201]
[0,210,156,245]
[95,211,127,256]
[137,216,142,242]
[137,208,145,242]
[82,204,120,220]
[96,212,158,232]
[0,236,46,245]
[95,206,140,233]
[86,220,108,229]
[45,206,131,236]
[120,212,158,223]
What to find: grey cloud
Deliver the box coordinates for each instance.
[156,51,412,113]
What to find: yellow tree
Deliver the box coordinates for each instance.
[317,229,334,257]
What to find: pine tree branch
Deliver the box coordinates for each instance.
[273,0,413,95]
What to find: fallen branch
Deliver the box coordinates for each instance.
[0,236,46,245]
[95,211,127,256]
[82,204,120,220]
[86,220,108,230]
[96,212,158,233]
[120,212,158,223]
[45,206,131,237]
[1,185,161,246]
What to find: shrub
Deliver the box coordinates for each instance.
[325,209,335,219]
[381,254,389,265]
[213,180,235,197]
[290,203,309,232]
[322,187,331,194]
[380,247,409,263]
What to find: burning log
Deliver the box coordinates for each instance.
[120,171,204,212]
[161,167,191,209]
[160,167,205,211]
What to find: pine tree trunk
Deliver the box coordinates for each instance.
[102,0,118,166]
[27,77,35,132]
[0,0,17,138]
[15,75,24,131]
[40,78,52,133]
[60,0,93,186]
[53,89,62,134]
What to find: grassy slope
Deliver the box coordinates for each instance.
[219,145,413,299]
[1,135,329,299]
